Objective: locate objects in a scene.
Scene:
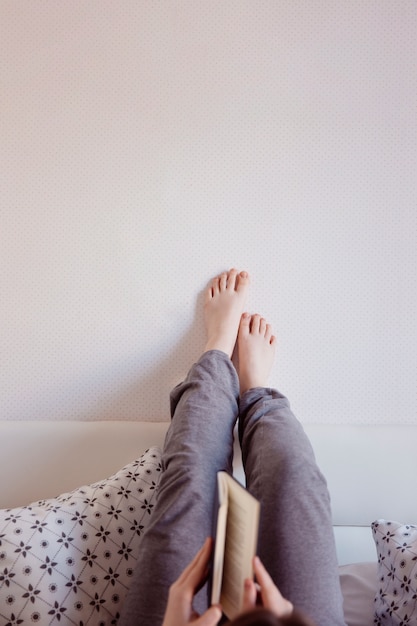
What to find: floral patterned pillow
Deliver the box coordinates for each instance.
[0,446,162,625]
[372,519,417,626]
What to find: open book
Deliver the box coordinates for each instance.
[210,471,260,619]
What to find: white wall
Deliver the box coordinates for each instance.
[1,1,416,423]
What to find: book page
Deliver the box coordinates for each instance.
[210,501,228,606]
[218,473,260,619]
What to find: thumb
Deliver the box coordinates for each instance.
[194,605,222,626]
[242,578,257,611]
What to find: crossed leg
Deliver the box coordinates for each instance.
[118,269,250,626]
[236,314,346,626]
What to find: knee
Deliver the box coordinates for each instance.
[258,437,327,493]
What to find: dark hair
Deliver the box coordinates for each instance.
[227,607,317,626]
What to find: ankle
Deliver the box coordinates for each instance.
[204,336,233,358]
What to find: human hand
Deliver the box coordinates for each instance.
[162,537,222,626]
[242,556,293,618]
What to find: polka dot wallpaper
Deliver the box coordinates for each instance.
[1,1,416,423]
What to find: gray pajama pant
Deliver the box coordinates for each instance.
[119,350,347,626]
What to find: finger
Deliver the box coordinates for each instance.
[254,557,293,617]
[242,578,257,612]
[253,556,276,591]
[193,605,222,626]
[176,538,212,589]
[176,538,210,582]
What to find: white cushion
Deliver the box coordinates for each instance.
[372,519,417,626]
[0,447,162,625]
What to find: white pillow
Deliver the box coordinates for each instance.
[372,519,417,626]
[0,446,162,625]
[339,562,378,626]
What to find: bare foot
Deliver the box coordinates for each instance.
[204,269,250,358]
[237,313,277,394]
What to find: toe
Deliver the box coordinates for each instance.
[219,272,227,291]
[250,314,261,334]
[211,276,220,296]
[205,285,214,303]
[235,270,250,292]
[259,317,267,335]
[226,268,239,290]
[265,323,273,340]
[239,312,251,335]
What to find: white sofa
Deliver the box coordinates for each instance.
[1,420,416,626]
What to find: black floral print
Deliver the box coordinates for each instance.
[0,447,162,625]
[372,520,417,626]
